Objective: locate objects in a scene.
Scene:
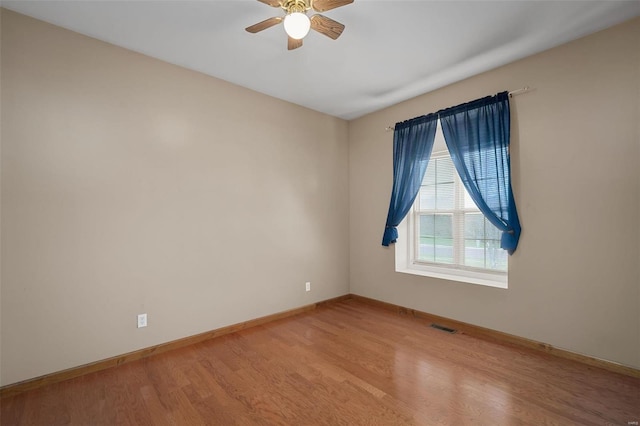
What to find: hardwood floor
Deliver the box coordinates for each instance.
[1,299,639,425]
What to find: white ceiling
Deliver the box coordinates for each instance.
[3,0,639,120]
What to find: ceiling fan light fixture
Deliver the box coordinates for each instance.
[247,0,352,49]
[283,12,311,39]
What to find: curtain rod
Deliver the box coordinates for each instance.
[508,85,532,97]
[384,86,533,131]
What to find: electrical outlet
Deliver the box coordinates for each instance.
[137,313,147,328]
[305,282,311,292]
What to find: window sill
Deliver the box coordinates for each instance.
[396,262,508,289]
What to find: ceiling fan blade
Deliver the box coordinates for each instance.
[312,0,353,12]
[310,14,345,40]
[288,36,303,50]
[245,16,283,33]
[258,0,282,7]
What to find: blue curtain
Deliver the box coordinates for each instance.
[382,113,438,246]
[439,91,521,254]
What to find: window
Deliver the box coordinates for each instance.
[395,126,508,288]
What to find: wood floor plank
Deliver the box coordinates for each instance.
[1,299,638,425]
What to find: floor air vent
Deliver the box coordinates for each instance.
[430,323,457,334]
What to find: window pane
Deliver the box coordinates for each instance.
[423,164,436,186]
[436,182,454,209]
[463,187,477,209]
[464,213,484,239]
[464,240,485,268]
[417,215,453,264]
[420,214,435,237]
[418,237,435,262]
[486,240,508,271]
[434,215,452,264]
[418,214,435,262]
[434,215,452,238]
[437,157,455,184]
[435,238,454,264]
[419,185,436,210]
[485,217,502,240]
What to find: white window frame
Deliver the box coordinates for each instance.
[395,152,508,289]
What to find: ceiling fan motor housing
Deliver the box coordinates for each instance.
[282,0,311,14]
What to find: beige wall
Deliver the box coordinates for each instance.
[0,10,349,386]
[350,18,640,368]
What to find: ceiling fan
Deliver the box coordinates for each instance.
[246,0,353,50]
